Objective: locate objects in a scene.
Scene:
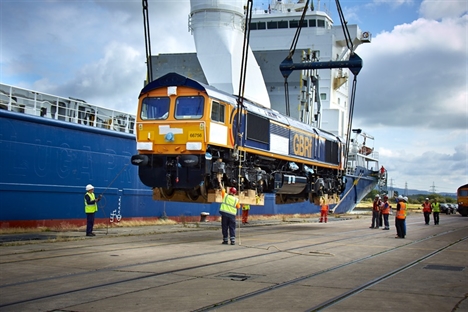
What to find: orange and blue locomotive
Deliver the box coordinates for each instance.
[131,73,345,205]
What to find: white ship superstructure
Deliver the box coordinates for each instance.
[152,0,371,139]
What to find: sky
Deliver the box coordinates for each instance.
[0,0,467,194]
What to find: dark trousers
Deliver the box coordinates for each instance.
[86,213,95,234]
[383,214,389,228]
[433,212,440,225]
[371,210,380,228]
[395,218,406,238]
[424,212,431,224]
[220,211,236,242]
[378,212,383,227]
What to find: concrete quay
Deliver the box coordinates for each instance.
[0,213,466,311]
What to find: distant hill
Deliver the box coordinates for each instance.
[388,187,456,198]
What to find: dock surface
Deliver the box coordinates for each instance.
[1,213,467,311]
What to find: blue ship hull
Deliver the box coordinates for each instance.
[0,110,377,228]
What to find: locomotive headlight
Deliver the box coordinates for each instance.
[186,142,202,150]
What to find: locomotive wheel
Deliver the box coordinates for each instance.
[185,189,199,201]
[159,187,175,199]
[278,194,287,204]
[200,183,208,199]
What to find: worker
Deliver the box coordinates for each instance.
[242,204,250,224]
[370,194,381,228]
[84,184,101,237]
[219,187,240,245]
[431,198,440,225]
[380,195,391,230]
[395,196,407,238]
[421,198,432,225]
[319,202,329,223]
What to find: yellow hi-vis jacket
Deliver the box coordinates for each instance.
[219,190,239,215]
[431,202,440,212]
[396,202,406,219]
[84,192,98,213]
[242,204,250,211]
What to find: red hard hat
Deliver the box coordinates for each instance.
[230,187,237,195]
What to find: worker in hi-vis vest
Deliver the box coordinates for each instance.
[431,198,440,224]
[84,184,101,237]
[395,195,407,239]
[242,204,250,224]
[219,187,240,245]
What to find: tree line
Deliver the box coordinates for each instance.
[363,190,457,204]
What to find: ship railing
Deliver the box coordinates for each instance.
[346,151,380,175]
[0,83,135,134]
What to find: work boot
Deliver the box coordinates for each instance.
[231,241,235,245]
[222,241,228,245]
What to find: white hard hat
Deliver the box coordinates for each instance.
[86,184,94,191]
[398,195,403,199]
[425,198,429,200]
[404,196,408,202]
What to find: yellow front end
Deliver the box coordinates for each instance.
[135,85,208,155]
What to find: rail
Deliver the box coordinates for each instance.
[0,83,136,134]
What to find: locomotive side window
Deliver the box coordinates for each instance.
[325,140,339,165]
[141,97,169,120]
[211,101,225,123]
[175,96,204,119]
[246,113,269,144]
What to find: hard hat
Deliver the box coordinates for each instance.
[383,195,388,199]
[229,187,237,195]
[86,184,94,191]
[375,194,380,197]
[398,195,403,199]
[425,198,429,200]
[404,196,408,202]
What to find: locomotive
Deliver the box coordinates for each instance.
[131,72,345,205]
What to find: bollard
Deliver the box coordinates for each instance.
[200,212,210,222]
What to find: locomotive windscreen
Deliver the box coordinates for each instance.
[246,113,270,144]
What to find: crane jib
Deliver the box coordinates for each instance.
[279,53,363,79]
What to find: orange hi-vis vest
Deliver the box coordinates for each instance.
[396,202,406,219]
[373,200,381,211]
[422,202,431,212]
[381,201,390,214]
[321,204,329,212]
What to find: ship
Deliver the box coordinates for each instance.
[0,0,385,228]
[147,0,386,212]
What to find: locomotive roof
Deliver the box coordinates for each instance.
[142,73,340,142]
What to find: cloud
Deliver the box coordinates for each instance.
[382,142,467,191]
[419,0,468,19]
[370,0,414,9]
[33,41,145,113]
[354,15,467,130]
